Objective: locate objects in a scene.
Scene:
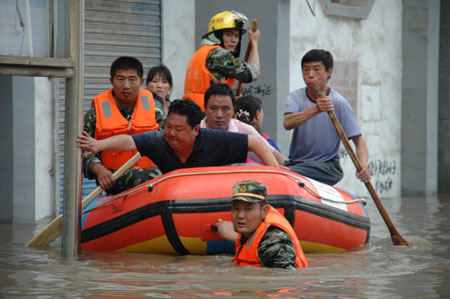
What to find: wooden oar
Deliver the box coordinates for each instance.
[319,92,408,246]
[236,19,258,97]
[26,152,142,247]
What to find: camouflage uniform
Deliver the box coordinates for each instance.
[83,103,162,195]
[232,181,297,269]
[152,92,167,130]
[258,227,297,269]
[206,47,260,85]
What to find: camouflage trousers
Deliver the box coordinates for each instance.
[104,165,162,195]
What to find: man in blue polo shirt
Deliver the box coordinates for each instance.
[283,49,371,185]
[77,100,280,173]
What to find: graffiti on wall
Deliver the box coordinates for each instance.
[369,159,396,194]
[340,148,397,194]
[238,84,272,97]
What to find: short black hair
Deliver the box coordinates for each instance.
[204,83,235,109]
[168,100,204,129]
[235,95,263,124]
[301,49,334,72]
[146,64,173,88]
[110,56,144,79]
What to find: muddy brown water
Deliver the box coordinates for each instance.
[1,194,449,298]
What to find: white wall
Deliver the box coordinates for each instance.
[289,0,403,197]
[35,77,53,219]
[161,0,196,100]
[0,0,50,57]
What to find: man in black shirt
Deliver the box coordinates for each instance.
[77,100,281,173]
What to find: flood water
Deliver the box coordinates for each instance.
[1,194,449,298]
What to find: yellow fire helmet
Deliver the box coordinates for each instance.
[203,10,248,39]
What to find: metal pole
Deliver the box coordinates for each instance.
[62,0,84,261]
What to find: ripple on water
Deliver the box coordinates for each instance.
[0,195,449,298]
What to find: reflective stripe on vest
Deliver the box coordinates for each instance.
[94,88,158,170]
[183,45,236,111]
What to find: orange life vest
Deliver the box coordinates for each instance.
[94,88,158,170]
[183,45,236,111]
[233,205,308,268]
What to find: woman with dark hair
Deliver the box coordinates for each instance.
[146,64,173,128]
[235,95,281,152]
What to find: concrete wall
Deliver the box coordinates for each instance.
[402,0,440,196]
[12,76,36,222]
[0,76,14,222]
[439,1,450,194]
[146,0,444,198]
[35,77,53,219]
[161,0,196,100]
[0,0,58,222]
[0,0,51,57]
[0,75,54,223]
[291,0,403,197]
[0,76,38,223]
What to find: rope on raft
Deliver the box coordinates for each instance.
[82,168,366,213]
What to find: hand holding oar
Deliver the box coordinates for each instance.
[26,152,142,247]
[236,19,259,97]
[319,92,408,246]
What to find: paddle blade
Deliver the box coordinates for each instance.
[365,182,409,246]
[25,215,63,247]
[392,232,409,246]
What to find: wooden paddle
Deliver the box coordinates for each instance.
[26,152,142,247]
[236,19,258,97]
[319,92,408,246]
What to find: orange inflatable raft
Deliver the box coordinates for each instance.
[81,165,370,254]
